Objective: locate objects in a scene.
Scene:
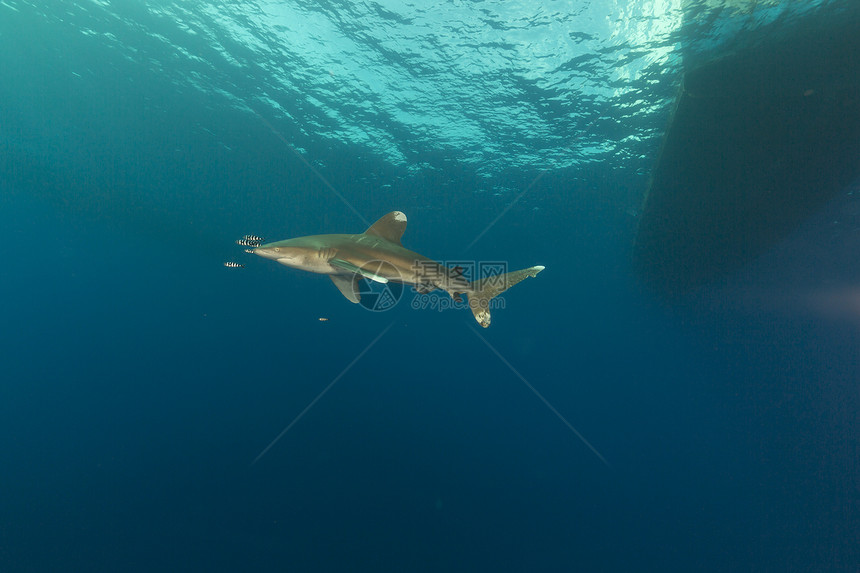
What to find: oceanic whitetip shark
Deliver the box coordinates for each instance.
[252,211,544,327]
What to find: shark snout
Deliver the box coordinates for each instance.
[252,247,276,260]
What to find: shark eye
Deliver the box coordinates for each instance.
[273,247,280,253]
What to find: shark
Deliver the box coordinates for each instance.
[252,211,544,327]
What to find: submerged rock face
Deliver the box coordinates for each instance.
[634,8,860,297]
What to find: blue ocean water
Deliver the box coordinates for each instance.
[1,1,858,571]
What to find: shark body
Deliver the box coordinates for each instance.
[253,211,544,327]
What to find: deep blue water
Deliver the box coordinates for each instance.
[1,1,858,571]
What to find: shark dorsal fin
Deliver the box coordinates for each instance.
[364,211,407,245]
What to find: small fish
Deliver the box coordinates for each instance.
[243,234,265,242]
[318,317,329,322]
[244,249,256,254]
[236,238,261,247]
[224,261,245,268]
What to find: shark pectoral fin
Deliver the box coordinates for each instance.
[330,258,389,283]
[330,274,361,303]
[329,257,360,273]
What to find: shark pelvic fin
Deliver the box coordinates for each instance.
[467,265,545,328]
[364,211,407,245]
[330,275,361,303]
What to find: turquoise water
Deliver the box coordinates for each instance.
[1,1,857,571]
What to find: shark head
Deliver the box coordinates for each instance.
[253,237,332,272]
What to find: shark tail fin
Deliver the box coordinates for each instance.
[467,265,545,328]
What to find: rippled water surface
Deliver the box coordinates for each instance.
[2,0,844,178]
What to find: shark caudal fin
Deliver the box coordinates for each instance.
[467,265,545,327]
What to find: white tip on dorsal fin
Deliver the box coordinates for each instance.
[364,211,407,245]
